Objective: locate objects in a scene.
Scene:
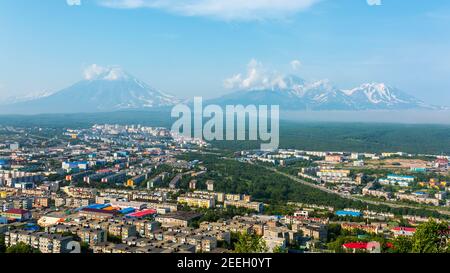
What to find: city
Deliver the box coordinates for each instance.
[0,124,449,254]
[1,0,450,269]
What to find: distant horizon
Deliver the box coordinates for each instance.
[1,108,450,126]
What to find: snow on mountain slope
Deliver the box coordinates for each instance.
[213,75,435,110]
[0,67,179,114]
[342,83,430,110]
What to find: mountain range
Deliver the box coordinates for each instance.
[0,70,439,114]
[210,75,434,111]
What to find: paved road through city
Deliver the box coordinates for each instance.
[256,163,450,217]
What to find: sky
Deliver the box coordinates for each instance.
[1,0,450,105]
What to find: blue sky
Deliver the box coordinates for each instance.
[1,0,450,105]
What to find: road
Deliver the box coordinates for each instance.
[257,163,450,217]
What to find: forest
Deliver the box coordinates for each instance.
[177,152,448,219]
[1,112,449,154]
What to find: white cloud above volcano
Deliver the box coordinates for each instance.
[97,0,322,21]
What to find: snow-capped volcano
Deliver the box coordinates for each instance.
[0,67,439,114]
[83,64,133,81]
[212,75,435,110]
[0,66,180,114]
[341,83,429,110]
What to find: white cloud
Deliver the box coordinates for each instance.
[367,0,381,6]
[67,0,82,6]
[97,0,322,21]
[290,59,302,70]
[83,64,128,81]
[84,64,107,80]
[223,74,243,89]
[224,59,288,90]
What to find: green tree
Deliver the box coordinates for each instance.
[411,219,449,253]
[390,219,449,253]
[391,236,413,253]
[5,242,40,253]
[326,236,360,253]
[80,242,92,254]
[234,233,268,253]
[327,223,342,243]
[0,235,5,253]
[272,245,288,253]
[107,233,123,244]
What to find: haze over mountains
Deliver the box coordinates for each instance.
[0,68,441,115]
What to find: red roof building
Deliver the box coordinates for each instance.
[127,209,157,218]
[392,227,416,237]
[79,208,118,220]
[342,241,381,253]
[5,208,28,214]
[343,242,369,249]
[435,158,449,169]
[0,209,32,221]
[80,208,116,214]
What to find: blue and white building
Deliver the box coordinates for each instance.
[379,175,415,187]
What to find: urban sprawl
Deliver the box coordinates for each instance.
[0,124,449,254]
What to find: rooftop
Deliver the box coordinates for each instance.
[3,208,29,215]
[80,208,117,215]
[342,242,368,249]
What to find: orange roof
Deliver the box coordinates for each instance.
[103,206,119,211]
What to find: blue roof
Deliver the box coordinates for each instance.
[335,210,362,217]
[65,161,88,168]
[86,204,111,210]
[24,224,40,231]
[0,159,9,165]
[119,208,135,214]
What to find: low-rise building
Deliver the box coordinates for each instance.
[263,222,300,252]
[224,200,264,213]
[379,175,415,187]
[108,223,137,241]
[79,208,118,220]
[155,211,202,228]
[177,194,215,209]
[293,223,327,242]
[77,228,108,246]
[1,208,32,222]
[396,193,440,206]
[5,230,73,253]
[391,227,416,237]
[186,235,218,253]
[342,241,381,253]
[362,183,393,199]
[12,197,33,210]
[341,223,381,234]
